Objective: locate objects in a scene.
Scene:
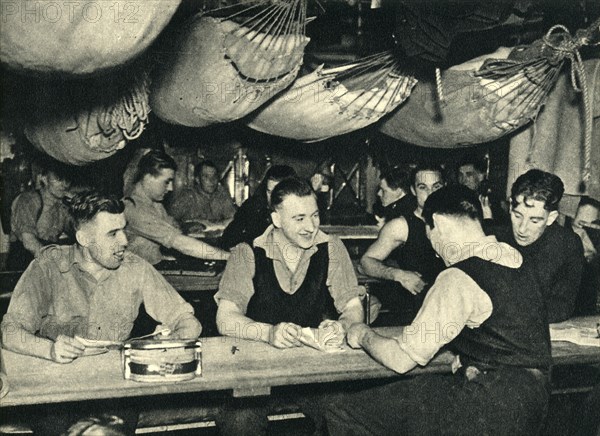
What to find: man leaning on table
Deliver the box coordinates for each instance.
[1,191,201,363]
[215,177,366,435]
[326,185,551,436]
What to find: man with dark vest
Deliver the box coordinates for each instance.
[372,165,416,227]
[361,163,446,323]
[326,185,551,435]
[215,177,365,435]
[491,169,584,322]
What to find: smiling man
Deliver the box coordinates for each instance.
[492,169,584,323]
[215,177,365,435]
[1,191,201,363]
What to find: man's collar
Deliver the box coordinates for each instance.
[447,234,513,265]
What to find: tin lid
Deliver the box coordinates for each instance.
[124,338,201,350]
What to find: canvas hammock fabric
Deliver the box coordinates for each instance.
[23,73,151,165]
[247,51,417,141]
[379,21,599,148]
[151,0,309,127]
[1,0,180,75]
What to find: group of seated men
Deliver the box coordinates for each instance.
[1,148,598,435]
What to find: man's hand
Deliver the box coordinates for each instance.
[392,270,426,295]
[346,323,370,349]
[318,320,345,347]
[269,322,303,349]
[50,335,85,364]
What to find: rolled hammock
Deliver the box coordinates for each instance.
[247,51,417,141]
[151,0,310,127]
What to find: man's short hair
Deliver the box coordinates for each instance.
[68,191,124,230]
[458,154,487,174]
[270,177,315,211]
[194,160,217,180]
[510,169,564,211]
[265,165,297,183]
[381,166,410,193]
[409,163,445,187]
[422,185,483,228]
[134,150,177,183]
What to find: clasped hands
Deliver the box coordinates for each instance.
[268,320,345,349]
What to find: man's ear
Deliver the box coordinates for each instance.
[546,210,559,226]
[271,210,281,229]
[75,228,90,247]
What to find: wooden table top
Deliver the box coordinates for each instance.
[2,317,599,407]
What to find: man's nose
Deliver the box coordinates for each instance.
[518,219,528,234]
[377,189,382,197]
[167,182,173,192]
[118,231,128,247]
[305,219,316,233]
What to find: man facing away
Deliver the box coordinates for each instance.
[326,185,551,436]
[215,177,365,435]
[168,160,236,233]
[360,163,446,323]
[123,150,229,266]
[372,166,416,227]
[491,169,584,323]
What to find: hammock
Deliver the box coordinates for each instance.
[380,20,599,150]
[23,72,151,165]
[247,51,417,141]
[1,0,180,75]
[151,0,309,127]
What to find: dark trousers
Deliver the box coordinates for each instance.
[326,367,549,436]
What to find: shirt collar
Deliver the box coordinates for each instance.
[448,234,520,266]
[254,224,329,260]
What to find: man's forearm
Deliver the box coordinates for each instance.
[172,235,230,260]
[354,324,416,374]
[338,298,364,331]
[20,232,43,257]
[1,324,53,361]
[361,256,401,281]
[217,310,274,344]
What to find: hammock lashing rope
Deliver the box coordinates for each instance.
[380,20,599,149]
[247,51,417,141]
[1,0,180,75]
[475,18,600,191]
[23,71,151,165]
[151,0,309,127]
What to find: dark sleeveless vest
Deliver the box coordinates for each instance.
[451,257,552,370]
[246,242,337,328]
[392,213,445,287]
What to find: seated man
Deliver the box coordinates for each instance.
[7,161,73,270]
[220,165,296,249]
[457,153,507,225]
[215,177,365,435]
[361,163,445,323]
[1,191,201,360]
[168,160,236,233]
[491,169,584,323]
[123,150,229,265]
[327,185,551,435]
[372,166,416,227]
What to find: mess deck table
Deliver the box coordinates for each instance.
[2,317,599,407]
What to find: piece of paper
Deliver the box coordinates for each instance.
[549,326,600,348]
[298,327,345,353]
[75,336,122,348]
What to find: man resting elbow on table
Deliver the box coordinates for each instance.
[326,186,551,436]
[1,192,201,364]
[214,178,365,435]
